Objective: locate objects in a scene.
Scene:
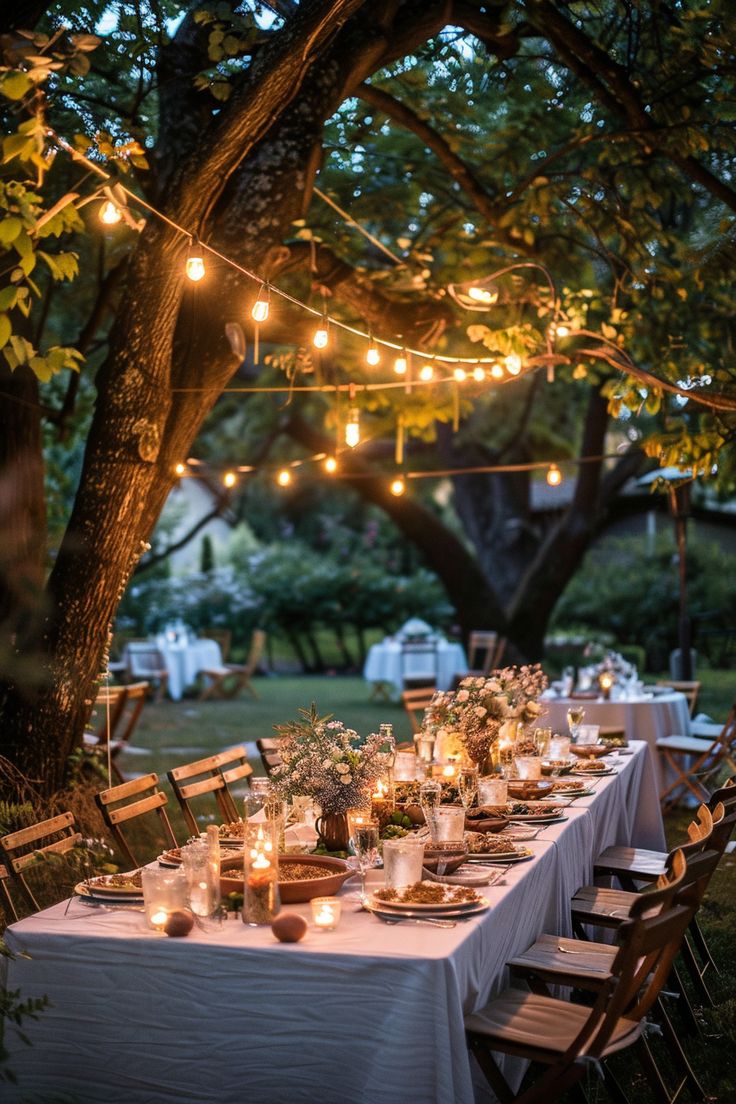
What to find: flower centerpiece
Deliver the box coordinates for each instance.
[270,704,386,852]
[425,664,549,771]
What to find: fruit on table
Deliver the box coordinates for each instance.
[271,912,308,943]
[164,909,195,937]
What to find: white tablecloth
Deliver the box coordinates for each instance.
[124,638,222,700]
[363,638,467,698]
[542,690,690,793]
[2,743,663,1104]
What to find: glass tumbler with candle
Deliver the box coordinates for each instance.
[382,838,425,889]
[242,821,280,926]
[311,896,342,931]
[180,838,218,918]
[478,776,508,807]
[514,756,542,780]
[431,805,466,845]
[142,866,188,931]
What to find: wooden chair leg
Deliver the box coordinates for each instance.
[688,916,720,979]
[656,995,706,1102]
[636,1036,671,1104]
[680,937,715,1007]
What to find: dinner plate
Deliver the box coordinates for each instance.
[368,891,485,913]
[367,899,490,921]
[74,882,144,904]
[506,812,568,824]
[75,876,142,897]
[549,786,595,798]
[157,848,183,866]
[466,847,534,864]
[571,767,617,777]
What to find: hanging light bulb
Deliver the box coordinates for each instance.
[546,463,562,487]
[505,354,522,375]
[251,284,270,323]
[393,353,408,375]
[345,407,361,448]
[419,363,434,382]
[366,336,380,366]
[185,237,205,282]
[174,462,186,477]
[490,362,504,380]
[389,477,406,497]
[552,322,570,338]
[223,471,237,489]
[276,468,292,487]
[453,367,467,382]
[313,317,329,349]
[466,283,499,306]
[99,199,121,225]
[324,455,338,474]
[472,366,485,382]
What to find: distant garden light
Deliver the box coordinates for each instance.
[546,464,562,487]
[393,353,408,375]
[453,367,467,382]
[419,363,434,381]
[223,470,237,488]
[324,455,338,474]
[313,318,329,349]
[345,407,361,448]
[389,477,406,497]
[472,366,486,382]
[490,362,504,380]
[366,338,380,366]
[174,462,186,476]
[99,199,121,225]
[276,468,292,487]
[505,354,522,376]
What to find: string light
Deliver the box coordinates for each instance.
[546,464,563,487]
[472,366,486,382]
[419,363,434,381]
[453,367,467,382]
[313,316,329,349]
[553,323,570,338]
[185,237,206,282]
[174,462,186,476]
[389,477,406,497]
[394,352,408,375]
[251,284,270,323]
[467,284,499,306]
[345,407,361,448]
[366,335,380,366]
[276,468,292,487]
[505,354,522,375]
[223,470,237,488]
[490,363,504,380]
[324,455,338,473]
[99,199,121,225]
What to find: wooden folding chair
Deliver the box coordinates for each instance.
[202,628,232,661]
[467,631,499,676]
[95,773,178,868]
[0,811,82,913]
[657,704,736,810]
[126,643,169,702]
[168,745,253,836]
[0,861,19,922]
[256,737,283,776]
[656,679,701,716]
[198,628,266,701]
[401,687,436,735]
[85,681,150,783]
[466,856,694,1104]
[400,641,438,690]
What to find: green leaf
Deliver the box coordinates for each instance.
[0,313,11,348]
[0,72,32,101]
[0,218,22,245]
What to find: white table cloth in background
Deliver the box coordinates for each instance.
[542,689,690,792]
[2,742,663,1104]
[125,638,222,700]
[363,637,467,698]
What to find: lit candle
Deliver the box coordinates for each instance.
[150,908,168,930]
[599,672,615,700]
[442,762,458,780]
[311,896,341,930]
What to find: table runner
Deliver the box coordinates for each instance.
[2,742,664,1104]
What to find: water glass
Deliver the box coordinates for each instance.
[514,756,542,780]
[419,779,442,832]
[532,727,552,757]
[457,765,479,810]
[382,838,425,889]
[575,724,600,746]
[141,866,188,931]
[478,777,508,806]
[245,777,271,820]
[352,821,379,904]
[566,706,586,741]
[393,751,417,781]
[548,735,571,759]
[430,805,465,844]
[180,839,219,918]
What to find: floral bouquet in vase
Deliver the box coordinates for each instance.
[270,704,386,851]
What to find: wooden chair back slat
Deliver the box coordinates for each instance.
[95,774,178,867]
[107,791,169,824]
[656,679,701,716]
[0,810,81,913]
[168,746,254,835]
[2,811,76,851]
[401,687,436,734]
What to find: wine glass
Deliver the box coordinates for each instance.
[352,822,379,905]
[419,779,442,842]
[566,705,585,742]
[457,766,478,811]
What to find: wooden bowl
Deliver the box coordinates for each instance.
[507,779,555,800]
[464,809,510,834]
[220,853,353,903]
[422,847,468,875]
[570,744,610,759]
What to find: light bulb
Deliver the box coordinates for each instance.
[313,322,329,349]
[99,199,121,225]
[467,284,498,305]
[223,471,237,488]
[546,464,562,487]
[393,355,408,375]
[453,367,467,382]
[490,362,504,380]
[345,407,361,448]
[185,253,205,282]
[555,324,569,337]
[472,366,485,382]
[505,354,522,375]
[324,456,338,474]
[174,462,186,477]
[389,477,406,497]
[366,342,380,367]
[276,469,292,487]
[251,286,270,323]
[419,363,434,381]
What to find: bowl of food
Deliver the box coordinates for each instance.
[422,845,468,875]
[220,853,353,903]
[464,808,510,834]
[570,744,610,759]
[506,779,555,800]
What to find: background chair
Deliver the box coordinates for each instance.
[466,630,506,676]
[656,679,701,717]
[0,811,82,913]
[256,737,283,776]
[401,687,436,734]
[657,705,736,809]
[168,745,253,835]
[202,627,232,661]
[95,773,178,868]
[85,681,150,783]
[198,628,266,700]
[400,640,438,690]
[126,642,169,702]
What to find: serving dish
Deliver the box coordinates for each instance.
[506,780,555,800]
[570,744,610,759]
[220,853,352,903]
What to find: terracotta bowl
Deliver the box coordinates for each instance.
[507,779,555,800]
[220,853,353,903]
[570,744,610,759]
[422,847,468,875]
[464,809,510,834]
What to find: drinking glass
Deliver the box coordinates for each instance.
[533,727,552,757]
[352,822,379,904]
[419,779,442,835]
[566,705,585,741]
[431,805,466,844]
[457,766,479,810]
[514,756,542,780]
[245,777,271,820]
[382,838,425,889]
[478,777,508,807]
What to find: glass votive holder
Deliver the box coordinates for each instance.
[414,732,436,765]
[532,727,552,757]
[393,751,418,781]
[548,736,571,759]
[575,724,600,746]
[430,805,466,844]
[311,896,341,930]
[141,866,188,931]
[180,839,218,918]
[382,838,425,889]
[478,777,509,806]
[243,822,280,927]
[514,756,542,780]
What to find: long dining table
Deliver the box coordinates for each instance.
[2,741,664,1104]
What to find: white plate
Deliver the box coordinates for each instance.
[74,882,144,904]
[571,767,617,777]
[466,847,534,864]
[368,890,485,913]
[507,813,568,824]
[75,876,142,897]
[367,899,489,921]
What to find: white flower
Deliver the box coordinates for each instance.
[322,758,333,771]
[340,774,352,784]
[335,762,350,774]
[475,706,487,717]
[456,689,470,702]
